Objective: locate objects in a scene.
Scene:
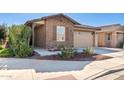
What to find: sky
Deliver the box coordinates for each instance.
[0,13,124,26]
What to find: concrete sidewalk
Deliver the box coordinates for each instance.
[36,56,124,80]
[0,56,124,80]
[0,69,35,80]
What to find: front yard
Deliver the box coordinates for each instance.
[31,51,112,61]
[0,24,122,62]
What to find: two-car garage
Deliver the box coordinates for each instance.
[74,31,94,48]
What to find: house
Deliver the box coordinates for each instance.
[25,13,124,49]
[97,24,124,48]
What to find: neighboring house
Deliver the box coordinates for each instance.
[25,14,124,49]
[97,24,124,48]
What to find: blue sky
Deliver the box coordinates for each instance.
[0,13,124,26]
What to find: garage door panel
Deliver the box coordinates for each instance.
[74,31,93,48]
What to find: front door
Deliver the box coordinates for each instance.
[105,33,111,47]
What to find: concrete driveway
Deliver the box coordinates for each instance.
[0,58,90,72]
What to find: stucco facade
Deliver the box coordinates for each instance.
[25,14,124,49]
[97,24,124,48]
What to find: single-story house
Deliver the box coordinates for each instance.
[25,13,124,49]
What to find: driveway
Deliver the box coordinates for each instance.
[34,47,122,56]
[0,58,90,72]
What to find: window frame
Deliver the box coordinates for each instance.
[56,26,65,42]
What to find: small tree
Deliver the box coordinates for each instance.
[0,24,7,45]
[9,25,33,57]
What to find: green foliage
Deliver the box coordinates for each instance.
[0,45,3,50]
[57,45,65,50]
[0,24,7,45]
[83,47,94,56]
[0,48,14,57]
[59,46,75,59]
[9,25,33,57]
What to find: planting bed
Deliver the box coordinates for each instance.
[31,52,112,61]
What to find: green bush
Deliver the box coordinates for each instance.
[57,45,65,50]
[16,42,33,57]
[0,48,14,57]
[0,45,3,50]
[0,24,7,45]
[59,47,75,59]
[9,25,33,57]
[83,47,94,56]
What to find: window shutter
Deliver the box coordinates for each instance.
[66,27,69,41]
[53,25,56,41]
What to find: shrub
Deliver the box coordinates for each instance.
[0,24,7,45]
[57,45,65,50]
[83,47,94,56]
[59,47,75,59]
[0,45,3,50]
[9,25,33,57]
[0,48,14,57]
[16,41,33,57]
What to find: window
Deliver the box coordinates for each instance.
[56,26,65,41]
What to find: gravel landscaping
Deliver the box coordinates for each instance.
[30,52,112,61]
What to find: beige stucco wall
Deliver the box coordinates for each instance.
[97,31,124,48]
[98,25,123,48]
[101,25,121,31]
[117,33,124,47]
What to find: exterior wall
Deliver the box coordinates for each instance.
[111,32,117,47]
[34,25,46,48]
[98,25,123,48]
[97,31,124,48]
[74,31,94,48]
[117,32,124,47]
[45,16,74,49]
[101,25,121,31]
[94,32,98,47]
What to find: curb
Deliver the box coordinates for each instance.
[84,64,124,80]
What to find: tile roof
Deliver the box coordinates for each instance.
[25,13,81,25]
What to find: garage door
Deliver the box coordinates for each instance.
[74,31,93,48]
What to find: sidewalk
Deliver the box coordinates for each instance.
[0,69,35,80]
[36,56,124,80]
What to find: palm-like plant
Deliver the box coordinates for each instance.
[9,25,33,57]
[0,24,7,45]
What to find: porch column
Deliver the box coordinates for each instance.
[94,32,98,47]
[32,23,36,48]
[111,31,117,47]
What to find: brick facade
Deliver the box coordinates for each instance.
[45,16,74,49]
[32,15,75,49]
